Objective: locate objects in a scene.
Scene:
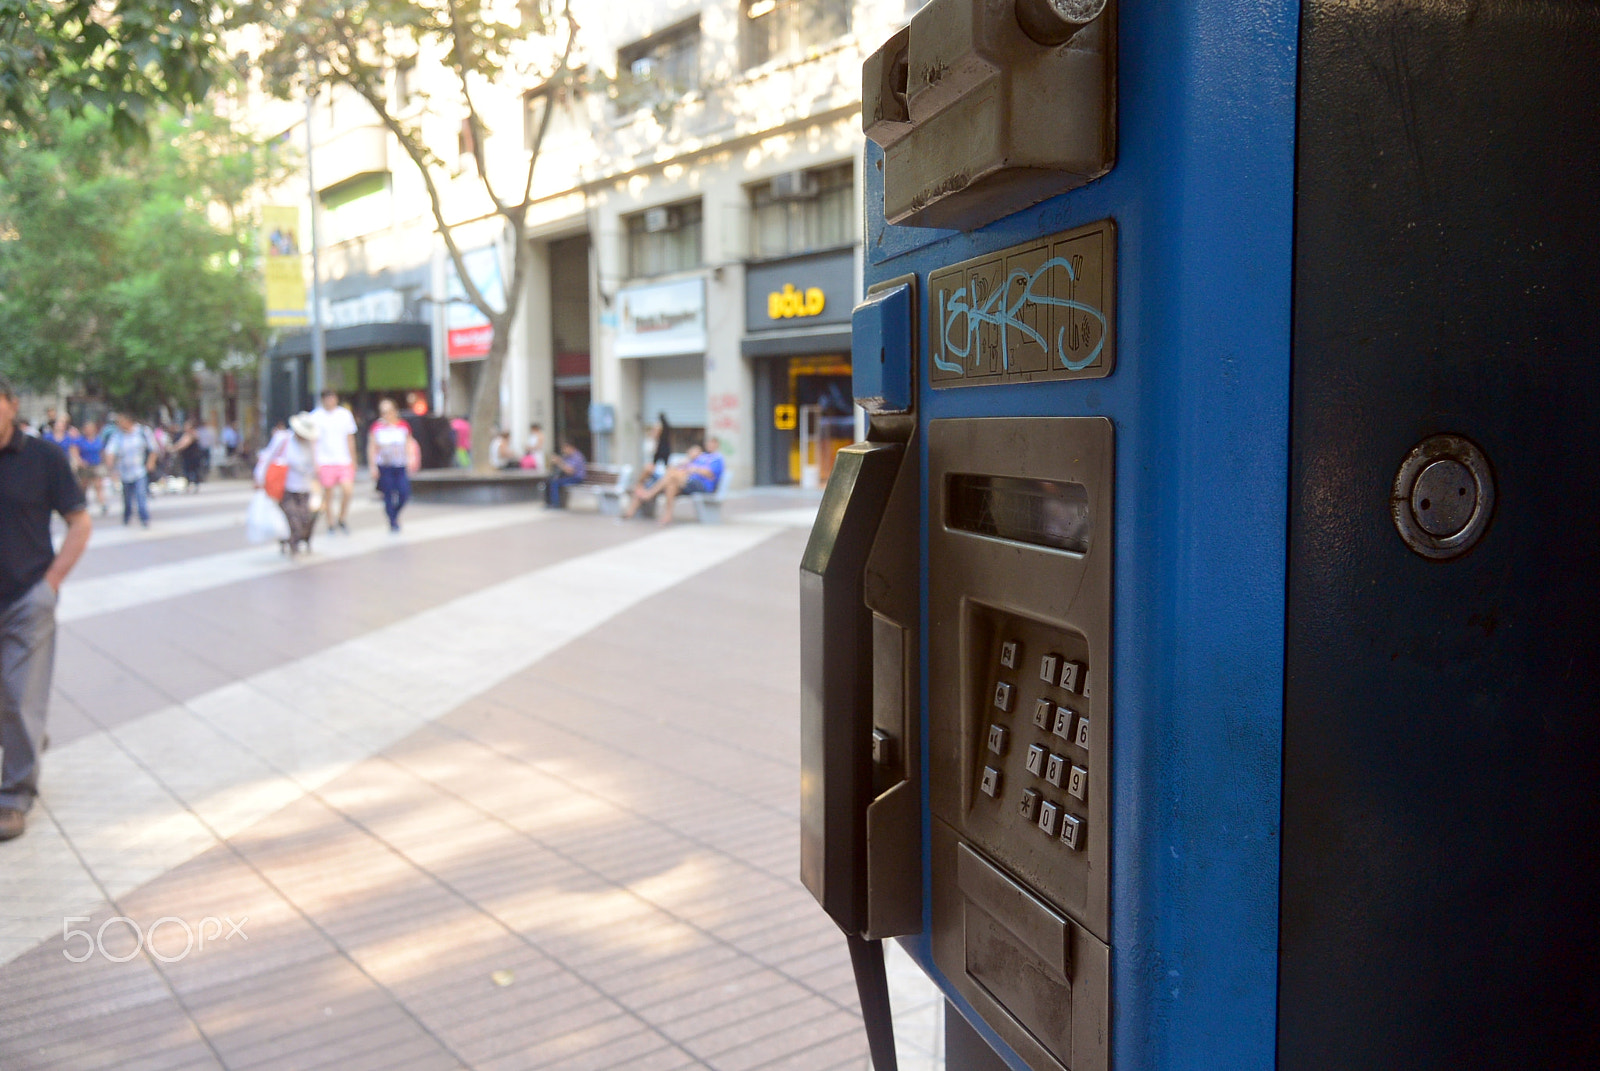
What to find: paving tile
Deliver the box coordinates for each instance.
[701,1007,867,1071]
[0,522,941,1071]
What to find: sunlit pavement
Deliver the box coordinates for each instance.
[0,482,943,1071]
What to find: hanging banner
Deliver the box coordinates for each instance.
[446,246,505,361]
[261,205,308,327]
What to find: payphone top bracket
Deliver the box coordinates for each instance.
[863,0,1116,231]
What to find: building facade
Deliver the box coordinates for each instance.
[255,0,915,484]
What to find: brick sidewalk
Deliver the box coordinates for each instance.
[0,496,943,1070]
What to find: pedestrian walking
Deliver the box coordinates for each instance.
[255,413,321,557]
[309,390,358,535]
[105,412,158,527]
[367,399,420,532]
[171,419,205,492]
[70,419,109,515]
[0,377,92,842]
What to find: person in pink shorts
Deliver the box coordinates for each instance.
[309,390,359,535]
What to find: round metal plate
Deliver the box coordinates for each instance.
[1391,435,1495,560]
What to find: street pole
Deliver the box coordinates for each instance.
[305,92,326,400]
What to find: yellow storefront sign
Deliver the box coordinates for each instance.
[768,284,826,320]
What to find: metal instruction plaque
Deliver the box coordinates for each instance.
[929,220,1116,388]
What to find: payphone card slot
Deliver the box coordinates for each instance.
[933,823,1110,1071]
[966,604,1100,929]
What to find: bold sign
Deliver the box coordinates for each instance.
[768,284,826,320]
[774,403,798,430]
[261,205,307,327]
[616,278,707,358]
[744,250,855,332]
[447,246,505,361]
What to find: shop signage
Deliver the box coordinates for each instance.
[616,277,707,358]
[447,246,505,361]
[745,250,855,332]
[769,284,826,320]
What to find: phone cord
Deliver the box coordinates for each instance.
[848,933,899,1071]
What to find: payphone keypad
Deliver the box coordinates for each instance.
[970,609,1101,900]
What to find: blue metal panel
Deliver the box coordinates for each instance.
[851,283,914,414]
[866,2,1300,1067]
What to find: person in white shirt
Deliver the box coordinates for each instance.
[309,390,359,535]
[366,399,419,532]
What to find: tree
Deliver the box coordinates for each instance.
[0,110,276,412]
[233,0,580,472]
[0,1,224,145]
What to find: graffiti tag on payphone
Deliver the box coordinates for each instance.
[934,257,1107,374]
[928,221,1116,388]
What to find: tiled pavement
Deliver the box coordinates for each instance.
[0,483,944,1070]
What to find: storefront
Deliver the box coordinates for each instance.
[616,276,709,457]
[264,322,433,437]
[741,248,855,486]
[549,235,593,458]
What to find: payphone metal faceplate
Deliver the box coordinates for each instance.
[928,416,1113,1071]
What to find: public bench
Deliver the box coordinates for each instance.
[635,468,727,524]
[558,463,633,514]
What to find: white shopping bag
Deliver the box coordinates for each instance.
[245,489,290,544]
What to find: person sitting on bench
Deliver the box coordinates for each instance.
[545,439,588,508]
[622,436,724,524]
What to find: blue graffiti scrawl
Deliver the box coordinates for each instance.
[936,257,1107,374]
[927,222,1116,387]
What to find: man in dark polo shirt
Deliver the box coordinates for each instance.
[0,377,92,842]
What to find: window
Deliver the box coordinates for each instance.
[616,18,701,113]
[748,164,854,258]
[320,173,392,245]
[524,80,577,150]
[626,200,703,278]
[742,0,851,69]
[392,60,417,111]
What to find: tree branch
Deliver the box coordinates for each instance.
[445,0,508,218]
[519,0,578,210]
[321,36,498,321]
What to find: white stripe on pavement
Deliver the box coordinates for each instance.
[57,504,550,623]
[0,522,782,967]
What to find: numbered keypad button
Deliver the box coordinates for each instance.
[1037,800,1061,836]
[980,766,1003,798]
[1052,706,1075,740]
[1060,813,1084,850]
[1024,744,1047,778]
[1032,698,1053,731]
[986,724,1009,756]
[1045,752,1066,787]
[1067,764,1088,800]
[1073,716,1091,751]
[1000,640,1019,669]
[1018,788,1040,822]
[1059,659,1086,693]
[1039,654,1060,684]
[993,681,1014,712]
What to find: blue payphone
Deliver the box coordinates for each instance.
[802,1,1600,1069]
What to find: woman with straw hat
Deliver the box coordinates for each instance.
[254,412,322,557]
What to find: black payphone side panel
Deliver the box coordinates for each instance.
[1282,2,1600,1068]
